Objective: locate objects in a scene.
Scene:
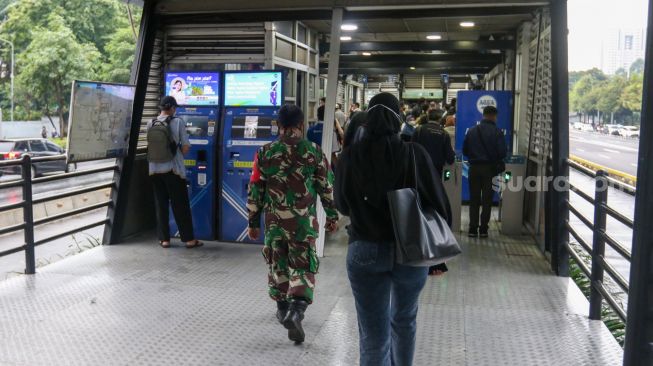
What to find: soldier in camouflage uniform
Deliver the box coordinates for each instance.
[247,104,339,343]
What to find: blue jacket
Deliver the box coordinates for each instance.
[462,119,507,164]
[307,122,323,146]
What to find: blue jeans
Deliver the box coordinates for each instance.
[347,240,428,366]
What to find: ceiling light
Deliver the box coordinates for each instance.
[426,34,442,40]
[340,36,352,41]
[341,24,358,31]
[410,66,416,70]
[362,52,372,56]
[460,21,475,27]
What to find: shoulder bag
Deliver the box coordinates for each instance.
[387,145,462,267]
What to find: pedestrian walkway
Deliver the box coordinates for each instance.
[0,217,623,365]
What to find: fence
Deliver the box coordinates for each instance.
[566,159,633,322]
[0,155,116,274]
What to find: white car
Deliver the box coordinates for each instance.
[604,124,622,135]
[618,126,640,138]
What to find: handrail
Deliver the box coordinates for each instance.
[0,155,116,274]
[568,158,636,195]
[564,163,633,326]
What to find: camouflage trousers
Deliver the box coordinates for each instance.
[262,238,320,304]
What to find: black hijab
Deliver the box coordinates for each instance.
[349,93,408,209]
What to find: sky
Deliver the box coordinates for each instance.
[568,0,649,71]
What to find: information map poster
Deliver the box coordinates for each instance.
[224,72,283,107]
[165,72,220,106]
[67,81,136,163]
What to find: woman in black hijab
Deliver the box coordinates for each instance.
[335,93,451,366]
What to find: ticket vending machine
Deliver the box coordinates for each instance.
[170,107,220,240]
[219,71,283,243]
[163,71,221,240]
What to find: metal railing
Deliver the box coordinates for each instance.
[0,154,117,274]
[566,158,633,322]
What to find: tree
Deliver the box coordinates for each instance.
[621,74,643,113]
[17,13,100,134]
[570,71,607,123]
[629,58,645,76]
[596,76,627,121]
[101,27,136,83]
[0,0,122,53]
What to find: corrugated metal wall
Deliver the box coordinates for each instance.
[521,8,552,241]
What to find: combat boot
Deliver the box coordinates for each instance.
[282,299,308,343]
[276,301,289,325]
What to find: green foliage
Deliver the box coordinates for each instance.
[629,58,644,75]
[50,137,66,148]
[0,0,141,121]
[17,13,100,132]
[620,74,643,112]
[569,257,626,346]
[100,26,136,84]
[569,61,644,124]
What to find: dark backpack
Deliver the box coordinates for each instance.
[147,116,177,163]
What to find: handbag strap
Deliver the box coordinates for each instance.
[403,144,418,190]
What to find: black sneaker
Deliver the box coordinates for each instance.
[468,231,478,238]
[479,231,489,238]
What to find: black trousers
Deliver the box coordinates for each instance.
[468,164,495,233]
[151,172,194,242]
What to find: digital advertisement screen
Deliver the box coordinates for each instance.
[165,72,220,106]
[224,72,283,107]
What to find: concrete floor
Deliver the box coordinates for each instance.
[0,217,623,365]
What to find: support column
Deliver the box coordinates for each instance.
[549,0,570,276]
[315,8,343,257]
[264,22,275,70]
[623,0,653,363]
[103,2,158,244]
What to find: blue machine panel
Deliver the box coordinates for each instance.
[455,91,513,202]
[169,107,219,240]
[220,107,279,243]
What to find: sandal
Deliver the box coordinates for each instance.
[185,240,204,249]
[159,241,171,248]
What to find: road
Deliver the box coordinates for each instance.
[570,129,639,176]
[0,159,113,278]
[0,160,115,203]
[568,129,637,305]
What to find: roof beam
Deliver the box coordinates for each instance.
[157,4,539,21]
[327,60,499,69]
[332,40,515,53]
[322,66,492,75]
[342,6,539,20]
[338,53,503,63]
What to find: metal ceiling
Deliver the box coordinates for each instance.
[150,1,544,79]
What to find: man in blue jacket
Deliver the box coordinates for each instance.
[463,106,507,238]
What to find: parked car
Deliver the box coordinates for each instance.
[0,139,71,178]
[618,126,640,138]
[602,124,622,135]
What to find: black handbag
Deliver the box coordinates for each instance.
[387,145,462,267]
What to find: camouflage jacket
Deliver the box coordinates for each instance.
[247,133,339,242]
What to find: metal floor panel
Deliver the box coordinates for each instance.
[0,218,623,365]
